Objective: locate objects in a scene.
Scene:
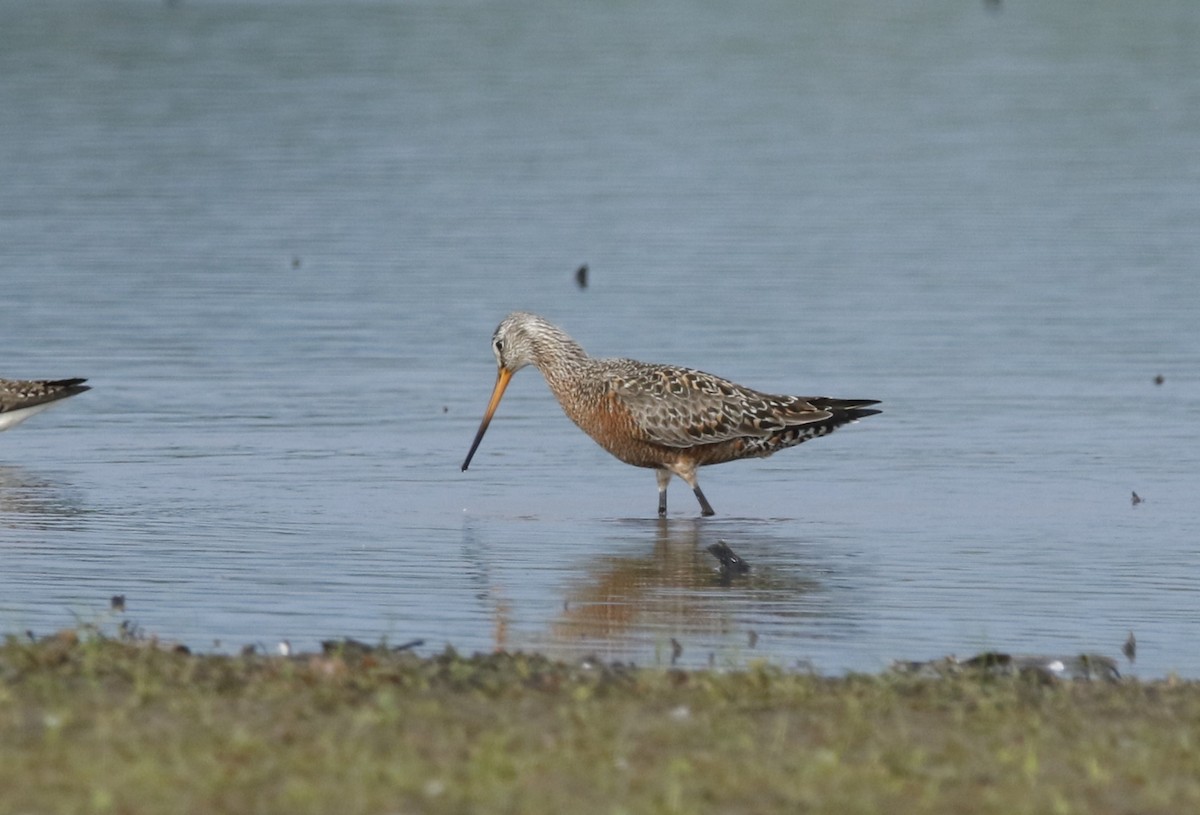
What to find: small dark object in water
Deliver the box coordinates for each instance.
[707,541,750,574]
[393,638,425,652]
[1154,374,1164,386]
[110,595,126,612]
[575,264,588,288]
[292,256,302,269]
[1131,491,1143,506]
[670,637,683,665]
[1123,631,1136,663]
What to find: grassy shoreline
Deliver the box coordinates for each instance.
[3,630,1197,814]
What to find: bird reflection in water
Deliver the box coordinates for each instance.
[547,519,823,660]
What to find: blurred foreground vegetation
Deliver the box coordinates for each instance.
[2,629,1198,814]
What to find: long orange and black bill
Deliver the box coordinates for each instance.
[461,367,513,471]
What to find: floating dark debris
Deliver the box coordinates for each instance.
[575,263,588,289]
[670,637,683,665]
[1154,374,1164,386]
[110,595,126,612]
[1132,491,1143,506]
[707,541,750,576]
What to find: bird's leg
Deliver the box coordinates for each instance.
[656,469,671,516]
[666,461,716,517]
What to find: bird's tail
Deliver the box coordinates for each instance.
[752,398,880,455]
[810,397,881,423]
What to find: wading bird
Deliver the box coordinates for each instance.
[462,313,878,517]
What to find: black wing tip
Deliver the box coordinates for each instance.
[46,377,89,391]
[813,397,880,413]
[824,399,880,423]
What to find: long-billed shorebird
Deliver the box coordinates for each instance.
[0,378,90,433]
[461,313,879,517]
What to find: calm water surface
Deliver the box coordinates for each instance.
[2,0,1198,676]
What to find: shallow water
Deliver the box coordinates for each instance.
[2,0,1198,676]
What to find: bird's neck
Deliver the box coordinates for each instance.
[533,336,586,373]
[530,331,596,399]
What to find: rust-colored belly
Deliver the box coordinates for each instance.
[562,391,752,470]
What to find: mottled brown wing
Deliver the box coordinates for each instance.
[607,361,832,448]
[0,378,90,413]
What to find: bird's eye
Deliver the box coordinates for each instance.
[494,340,504,354]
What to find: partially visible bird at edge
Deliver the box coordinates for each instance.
[0,378,90,433]
[461,312,879,517]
